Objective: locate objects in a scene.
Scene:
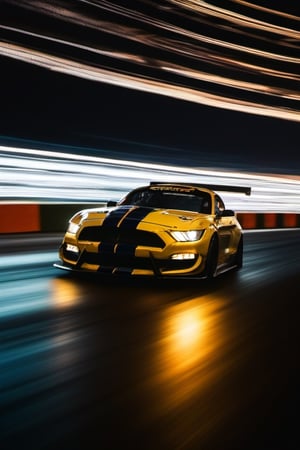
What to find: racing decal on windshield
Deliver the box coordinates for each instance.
[150,186,197,194]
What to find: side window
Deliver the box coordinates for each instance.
[215,195,225,215]
[201,194,212,214]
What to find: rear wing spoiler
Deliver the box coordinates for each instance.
[150,182,251,196]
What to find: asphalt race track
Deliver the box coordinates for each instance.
[0,230,299,450]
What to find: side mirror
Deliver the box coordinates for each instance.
[219,209,235,217]
[107,200,117,207]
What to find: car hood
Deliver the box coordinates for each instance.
[77,205,210,230]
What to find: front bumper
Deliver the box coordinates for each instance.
[57,241,206,277]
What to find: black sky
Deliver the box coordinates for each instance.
[1,55,299,174]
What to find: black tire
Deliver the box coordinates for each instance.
[205,235,219,278]
[235,236,243,269]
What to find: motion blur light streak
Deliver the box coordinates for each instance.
[0,40,299,122]
[1,145,300,212]
[0,279,52,319]
[0,252,56,269]
[0,255,82,319]
[1,0,299,121]
[175,0,300,36]
[234,0,300,21]
[0,252,56,320]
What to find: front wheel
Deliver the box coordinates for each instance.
[234,236,243,269]
[205,236,219,278]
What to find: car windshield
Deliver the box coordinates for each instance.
[120,188,211,213]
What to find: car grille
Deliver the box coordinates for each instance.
[78,226,165,249]
[62,244,196,273]
[82,252,195,272]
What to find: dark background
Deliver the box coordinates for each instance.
[1,0,299,173]
[2,56,299,173]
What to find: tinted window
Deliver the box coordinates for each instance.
[215,195,225,214]
[121,188,211,213]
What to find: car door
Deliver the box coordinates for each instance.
[214,195,236,264]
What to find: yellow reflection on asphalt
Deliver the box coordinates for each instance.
[51,278,83,309]
[150,294,228,413]
[168,306,203,366]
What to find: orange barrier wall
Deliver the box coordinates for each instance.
[237,213,257,229]
[0,204,40,233]
[0,205,299,233]
[283,213,298,228]
[264,213,277,228]
[237,213,300,229]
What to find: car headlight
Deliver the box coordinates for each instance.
[170,230,204,242]
[67,222,80,235]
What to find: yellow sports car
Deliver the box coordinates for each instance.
[55,182,251,278]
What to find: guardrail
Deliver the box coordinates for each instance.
[0,204,299,233]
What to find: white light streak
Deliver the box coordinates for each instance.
[1,145,300,213]
[1,1,300,120]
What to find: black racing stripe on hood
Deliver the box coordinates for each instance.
[115,243,136,257]
[96,207,153,273]
[119,207,154,229]
[98,242,115,253]
[101,205,132,228]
